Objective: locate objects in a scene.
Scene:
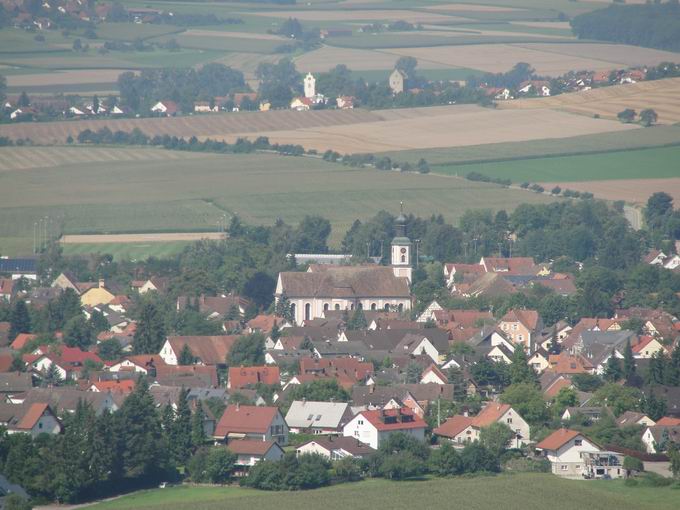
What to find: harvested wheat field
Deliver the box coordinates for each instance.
[515,43,680,69]
[182,30,286,41]
[542,179,680,204]
[0,108,383,145]
[219,105,637,153]
[500,77,680,124]
[243,9,467,23]
[423,3,522,12]
[61,232,226,243]
[0,146,206,172]
[381,43,627,76]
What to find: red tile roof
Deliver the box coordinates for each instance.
[16,402,50,430]
[214,405,279,437]
[10,333,37,351]
[227,439,279,455]
[90,379,135,394]
[0,354,13,372]
[471,403,511,427]
[359,407,426,432]
[656,417,680,426]
[535,428,582,451]
[247,314,279,333]
[433,414,474,438]
[228,366,280,389]
[501,309,540,331]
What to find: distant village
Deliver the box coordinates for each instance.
[1,204,680,509]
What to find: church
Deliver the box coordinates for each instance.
[275,212,413,325]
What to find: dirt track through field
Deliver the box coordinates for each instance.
[60,233,227,243]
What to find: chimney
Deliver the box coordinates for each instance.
[236,402,240,411]
[369,385,375,394]
[98,279,105,288]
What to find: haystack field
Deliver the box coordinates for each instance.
[219,105,637,153]
[0,108,383,145]
[541,178,680,204]
[499,77,680,124]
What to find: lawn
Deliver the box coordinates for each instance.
[0,147,557,256]
[432,146,680,183]
[86,474,680,510]
[61,241,192,261]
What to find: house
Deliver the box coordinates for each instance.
[0,402,61,437]
[535,428,602,478]
[0,258,37,280]
[343,407,426,450]
[246,314,280,335]
[227,440,284,470]
[528,349,550,373]
[227,366,280,389]
[0,279,15,303]
[18,387,117,415]
[135,277,170,295]
[213,404,288,445]
[290,96,313,111]
[498,309,543,351]
[88,379,135,395]
[561,406,610,423]
[51,271,81,293]
[616,411,655,428]
[641,424,680,453]
[420,364,448,385]
[30,346,103,380]
[0,373,33,400]
[194,101,218,113]
[10,333,37,351]
[632,335,667,359]
[336,96,355,109]
[389,69,405,94]
[108,355,164,375]
[160,335,238,366]
[351,384,453,418]
[79,280,117,307]
[151,100,179,116]
[297,436,375,460]
[177,295,250,321]
[285,400,354,434]
[433,403,530,447]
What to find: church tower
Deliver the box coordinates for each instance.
[304,72,316,99]
[391,204,412,283]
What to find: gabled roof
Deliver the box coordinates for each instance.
[166,335,238,365]
[214,405,280,437]
[656,416,680,426]
[228,366,280,389]
[298,436,375,456]
[616,411,653,427]
[433,414,474,438]
[501,309,540,331]
[10,333,37,351]
[285,400,350,429]
[227,439,282,456]
[278,266,410,299]
[247,314,278,333]
[535,428,585,451]
[421,363,448,383]
[472,403,512,427]
[358,407,426,431]
[15,402,50,430]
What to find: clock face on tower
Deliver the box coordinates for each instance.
[400,248,407,254]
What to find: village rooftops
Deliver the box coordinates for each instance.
[214,404,280,437]
[359,407,426,431]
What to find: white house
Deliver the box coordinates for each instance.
[296,436,375,459]
[535,428,601,478]
[641,425,680,453]
[342,407,426,450]
[214,405,289,446]
[0,403,62,438]
[416,300,444,323]
[420,364,448,385]
[285,401,354,434]
[227,439,284,468]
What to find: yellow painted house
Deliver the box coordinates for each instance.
[80,280,116,307]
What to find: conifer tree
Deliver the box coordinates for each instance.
[191,400,206,448]
[9,300,30,341]
[133,300,166,354]
[623,339,635,382]
[604,351,623,382]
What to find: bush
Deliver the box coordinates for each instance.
[379,451,427,480]
[520,182,530,189]
[242,453,331,491]
[429,443,463,476]
[623,456,644,472]
[333,457,364,482]
[460,442,500,473]
[502,456,551,473]
[187,447,237,483]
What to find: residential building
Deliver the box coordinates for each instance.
[227,366,280,389]
[160,335,238,366]
[498,309,543,351]
[0,402,61,437]
[227,440,284,470]
[343,407,426,449]
[285,400,354,434]
[213,404,288,445]
[535,428,601,478]
[296,436,375,459]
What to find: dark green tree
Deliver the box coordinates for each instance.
[509,346,537,385]
[178,344,196,366]
[89,309,110,334]
[97,339,123,362]
[170,388,193,464]
[227,333,265,366]
[191,400,207,448]
[9,300,30,341]
[63,315,94,350]
[133,300,166,354]
[604,351,623,382]
[346,308,367,330]
[429,442,463,475]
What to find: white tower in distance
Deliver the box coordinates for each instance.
[391,202,412,284]
[304,72,316,99]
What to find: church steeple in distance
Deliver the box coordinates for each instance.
[391,202,412,283]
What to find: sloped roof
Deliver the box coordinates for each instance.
[481,257,537,275]
[227,439,281,456]
[421,363,448,383]
[15,402,50,430]
[166,335,238,365]
[10,333,37,351]
[278,266,409,299]
[535,428,583,451]
[298,436,375,456]
[154,364,219,388]
[433,414,474,438]
[472,403,512,427]
[228,366,280,389]
[502,309,540,331]
[359,407,426,431]
[214,405,280,437]
[285,400,350,429]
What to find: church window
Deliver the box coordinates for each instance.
[335,304,340,311]
[401,255,406,263]
[357,303,363,310]
[371,303,377,311]
[323,303,329,311]
[305,303,311,321]
[384,304,390,311]
[290,303,296,319]
[398,304,404,312]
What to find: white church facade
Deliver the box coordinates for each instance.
[275,213,413,325]
[290,72,327,111]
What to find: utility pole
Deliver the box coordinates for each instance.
[366,242,370,260]
[437,397,441,428]
[498,242,503,258]
[33,222,37,254]
[380,240,383,260]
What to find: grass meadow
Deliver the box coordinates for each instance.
[61,241,192,261]
[432,146,680,183]
[0,147,557,256]
[86,474,680,510]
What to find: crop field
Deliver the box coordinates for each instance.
[85,474,679,510]
[0,146,557,256]
[0,108,382,145]
[500,77,680,124]
[223,105,636,154]
[542,178,680,205]
[432,146,680,184]
[5,69,133,88]
[376,125,680,165]
[60,241,193,261]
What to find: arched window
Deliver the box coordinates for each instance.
[350,304,355,310]
[371,303,377,311]
[305,303,311,321]
[384,304,390,311]
[323,303,329,311]
[357,303,363,310]
[335,304,340,311]
[401,255,406,263]
[290,303,296,320]
[398,303,404,312]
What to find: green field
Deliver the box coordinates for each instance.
[61,241,192,261]
[432,146,680,183]
[0,146,558,256]
[85,474,680,510]
[378,126,680,166]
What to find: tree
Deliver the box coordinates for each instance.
[63,315,93,350]
[592,383,642,416]
[405,362,422,383]
[604,351,623,382]
[669,444,680,478]
[3,493,32,510]
[509,346,537,385]
[178,344,196,366]
[617,108,636,123]
[500,383,548,426]
[623,455,643,473]
[622,339,637,384]
[243,271,276,310]
[572,373,603,393]
[203,448,237,483]
[428,442,463,476]
[133,300,166,354]
[346,308,367,330]
[378,451,426,480]
[169,388,193,464]
[9,300,30,341]
[294,215,331,253]
[459,442,499,473]
[552,387,579,418]
[641,390,667,421]
[639,108,658,127]
[191,400,207,448]
[395,56,418,78]
[17,91,30,107]
[334,456,363,482]
[288,379,349,402]
[227,333,265,366]
[89,309,109,334]
[479,422,515,458]
[274,294,293,323]
[72,38,82,51]
[42,362,62,387]
[92,94,100,114]
[645,192,673,229]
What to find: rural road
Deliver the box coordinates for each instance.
[624,205,643,230]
